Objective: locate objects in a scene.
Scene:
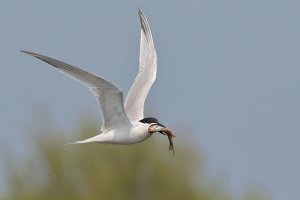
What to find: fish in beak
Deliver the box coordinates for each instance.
[149,124,175,155]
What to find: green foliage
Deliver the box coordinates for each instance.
[1,118,267,200]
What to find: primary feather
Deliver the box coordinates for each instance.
[124,9,157,122]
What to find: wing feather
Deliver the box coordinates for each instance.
[124,9,157,122]
[21,51,131,131]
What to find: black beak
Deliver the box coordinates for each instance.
[156,122,167,135]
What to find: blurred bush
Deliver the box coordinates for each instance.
[1,117,267,200]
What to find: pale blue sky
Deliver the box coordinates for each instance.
[1,1,300,199]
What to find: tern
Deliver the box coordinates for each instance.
[21,9,174,153]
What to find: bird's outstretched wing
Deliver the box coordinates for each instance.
[21,51,131,131]
[124,9,157,122]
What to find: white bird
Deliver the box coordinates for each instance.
[21,9,174,152]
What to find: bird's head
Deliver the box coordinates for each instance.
[139,117,175,155]
[139,117,166,134]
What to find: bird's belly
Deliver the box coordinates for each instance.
[127,132,151,144]
[112,133,151,145]
[102,136,150,145]
[99,128,151,145]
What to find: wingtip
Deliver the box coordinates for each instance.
[20,50,37,57]
[20,50,49,61]
[138,7,142,14]
[138,8,149,34]
[138,8,147,20]
[138,8,143,21]
[20,50,29,54]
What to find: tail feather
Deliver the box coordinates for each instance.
[63,141,81,146]
[63,135,102,146]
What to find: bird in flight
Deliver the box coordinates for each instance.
[21,9,175,154]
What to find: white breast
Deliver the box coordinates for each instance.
[128,122,152,144]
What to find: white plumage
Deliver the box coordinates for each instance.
[21,9,174,148]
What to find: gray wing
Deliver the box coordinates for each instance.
[21,51,131,131]
[124,9,157,122]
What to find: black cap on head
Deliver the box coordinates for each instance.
[139,117,166,133]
